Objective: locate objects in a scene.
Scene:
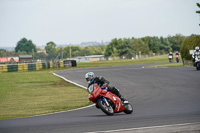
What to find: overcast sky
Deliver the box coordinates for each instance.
[0,0,199,47]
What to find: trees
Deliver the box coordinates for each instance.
[15,38,36,53]
[104,38,150,59]
[104,38,119,58]
[132,39,149,55]
[45,41,57,60]
[168,34,186,52]
[10,34,189,60]
[36,53,47,60]
[180,35,200,60]
[104,35,188,59]
[0,49,6,57]
[120,38,135,59]
[141,36,160,53]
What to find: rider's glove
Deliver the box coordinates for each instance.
[102,83,108,88]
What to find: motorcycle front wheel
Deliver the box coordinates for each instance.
[98,100,114,116]
[123,103,133,114]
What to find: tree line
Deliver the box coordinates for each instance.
[104,34,186,59]
[0,38,106,61]
[0,34,197,61]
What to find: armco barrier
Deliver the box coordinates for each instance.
[23,64,28,72]
[28,63,36,71]
[49,61,53,68]
[3,65,7,72]
[7,64,18,72]
[0,65,3,73]
[41,63,45,69]
[60,61,63,68]
[63,60,77,67]
[0,61,65,73]
[18,64,23,72]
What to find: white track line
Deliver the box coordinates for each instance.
[52,72,87,89]
[85,122,200,133]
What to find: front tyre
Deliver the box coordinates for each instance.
[98,100,114,116]
[123,103,133,114]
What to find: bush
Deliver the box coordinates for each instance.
[180,35,200,60]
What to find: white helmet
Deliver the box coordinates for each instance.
[195,46,199,52]
[85,72,95,84]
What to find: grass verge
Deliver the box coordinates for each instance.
[77,54,170,68]
[0,71,90,119]
[148,63,184,68]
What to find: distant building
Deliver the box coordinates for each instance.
[37,49,46,54]
[19,55,33,63]
[69,55,105,62]
[0,57,19,63]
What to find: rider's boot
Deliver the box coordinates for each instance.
[119,96,128,104]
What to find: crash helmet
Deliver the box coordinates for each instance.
[169,52,172,54]
[195,46,199,52]
[85,72,95,84]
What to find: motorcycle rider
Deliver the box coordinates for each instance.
[85,72,127,104]
[175,51,180,62]
[168,52,173,62]
[192,46,200,66]
[175,51,179,56]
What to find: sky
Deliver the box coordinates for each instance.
[0,0,200,47]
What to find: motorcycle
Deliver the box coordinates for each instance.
[176,55,179,63]
[169,55,173,63]
[195,55,200,70]
[88,83,133,115]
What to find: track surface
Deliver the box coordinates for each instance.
[1,64,200,133]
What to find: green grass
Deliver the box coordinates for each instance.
[0,71,90,119]
[148,63,184,68]
[77,54,170,68]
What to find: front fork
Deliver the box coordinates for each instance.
[98,97,110,106]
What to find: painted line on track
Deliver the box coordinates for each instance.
[53,72,87,90]
[85,122,200,133]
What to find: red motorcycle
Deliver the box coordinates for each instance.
[176,55,179,63]
[88,83,133,115]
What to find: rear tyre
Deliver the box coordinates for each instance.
[196,63,200,70]
[98,100,114,116]
[123,103,133,114]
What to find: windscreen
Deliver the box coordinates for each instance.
[87,84,97,93]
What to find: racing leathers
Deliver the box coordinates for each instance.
[192,51,200,66]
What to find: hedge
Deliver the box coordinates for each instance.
[180,35,200,60]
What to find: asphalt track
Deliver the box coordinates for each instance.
[1,64,200,133]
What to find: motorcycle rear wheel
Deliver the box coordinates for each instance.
[123,103,133,114]
[196,62,200,70]
[98,100,114,116]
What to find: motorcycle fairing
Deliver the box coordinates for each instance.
[103,91,126,112]
[88,84,126,113]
